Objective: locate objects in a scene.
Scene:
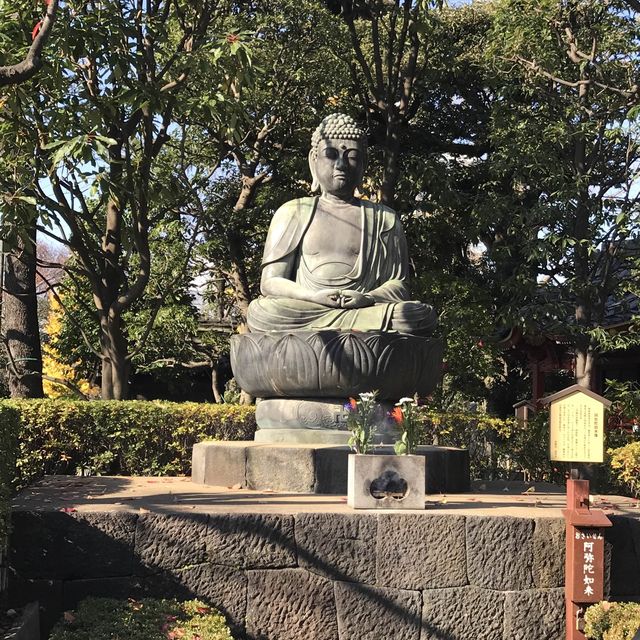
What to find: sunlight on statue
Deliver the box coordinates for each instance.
[247,113,437,335]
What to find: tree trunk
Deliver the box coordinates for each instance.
[575,344,596,390]
[380,116,401,206]
[211,363,223,403]
[2,226,44,398]
[228,175,259,327]
[226,230,252,328]
[227,220,256,407]
[99,316,130,400]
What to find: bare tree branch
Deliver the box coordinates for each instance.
[506,55,640,102]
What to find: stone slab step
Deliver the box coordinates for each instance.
[192,441,470,494]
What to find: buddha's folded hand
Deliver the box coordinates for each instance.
[339,290,375,309]
[309,288,343,308]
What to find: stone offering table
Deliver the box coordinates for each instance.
[192,442,468,494]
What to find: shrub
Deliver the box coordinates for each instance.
[416,407,558,482]
[584,601,640,640]
[1,399,256,488]
[608,442,640,499]
[1,397,560,486]
[49,597,233,640]
[4,397,629,489]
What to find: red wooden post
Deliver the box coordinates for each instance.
[540,386,612,640]
[563,478,612,640]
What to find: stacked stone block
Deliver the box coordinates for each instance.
[8,510,640,639]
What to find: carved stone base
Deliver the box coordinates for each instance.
[254,428,398,445]
[255,397,397,444]
[192,441,471,494]
[254,428,351,445]
[256,397,350,430]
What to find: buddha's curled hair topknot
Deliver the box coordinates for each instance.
[310,113,367,160]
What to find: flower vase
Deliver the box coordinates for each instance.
[347,453,425,510]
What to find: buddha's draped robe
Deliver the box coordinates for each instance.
[247,197,436,334]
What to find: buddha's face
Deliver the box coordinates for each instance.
[311,138,365,199]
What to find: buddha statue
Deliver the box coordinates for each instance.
[247,113,437,336]
[231,113,442,443]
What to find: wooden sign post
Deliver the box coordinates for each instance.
[540,385,612,640]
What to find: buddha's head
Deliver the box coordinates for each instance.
[309,113,367,199]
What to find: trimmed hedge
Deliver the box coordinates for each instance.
[608,441,640,499]
[3,398,629,489]
[417,407,559,482]
[4,398,540,487]
[0,398,561,487]
[50,597,233,640]
[1,400,256,489]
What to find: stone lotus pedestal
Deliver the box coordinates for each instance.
[347,453,425,510]
[190,328,466,495]
[230,329,444,444]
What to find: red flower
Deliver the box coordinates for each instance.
[349,397,357,410]
[226,33,240,44]
[390,407,404,424]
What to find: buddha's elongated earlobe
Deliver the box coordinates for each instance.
[308,150,320,192]
[358,148,368,189]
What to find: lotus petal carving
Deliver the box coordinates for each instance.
[271,333,319,395]
[319,332,377,394]
[231,330,443,399]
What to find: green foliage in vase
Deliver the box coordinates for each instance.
[392,397,420,456]
[346,392,381,455]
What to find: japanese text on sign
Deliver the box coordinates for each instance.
[570,529,605,603]
[549,392,604,463]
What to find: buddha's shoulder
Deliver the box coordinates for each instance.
[361,199,400,229]
[274,197,317,216]
[359,198,396,213]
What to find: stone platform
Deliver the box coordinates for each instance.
[7,476,640,640]
[191,442,470,494]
